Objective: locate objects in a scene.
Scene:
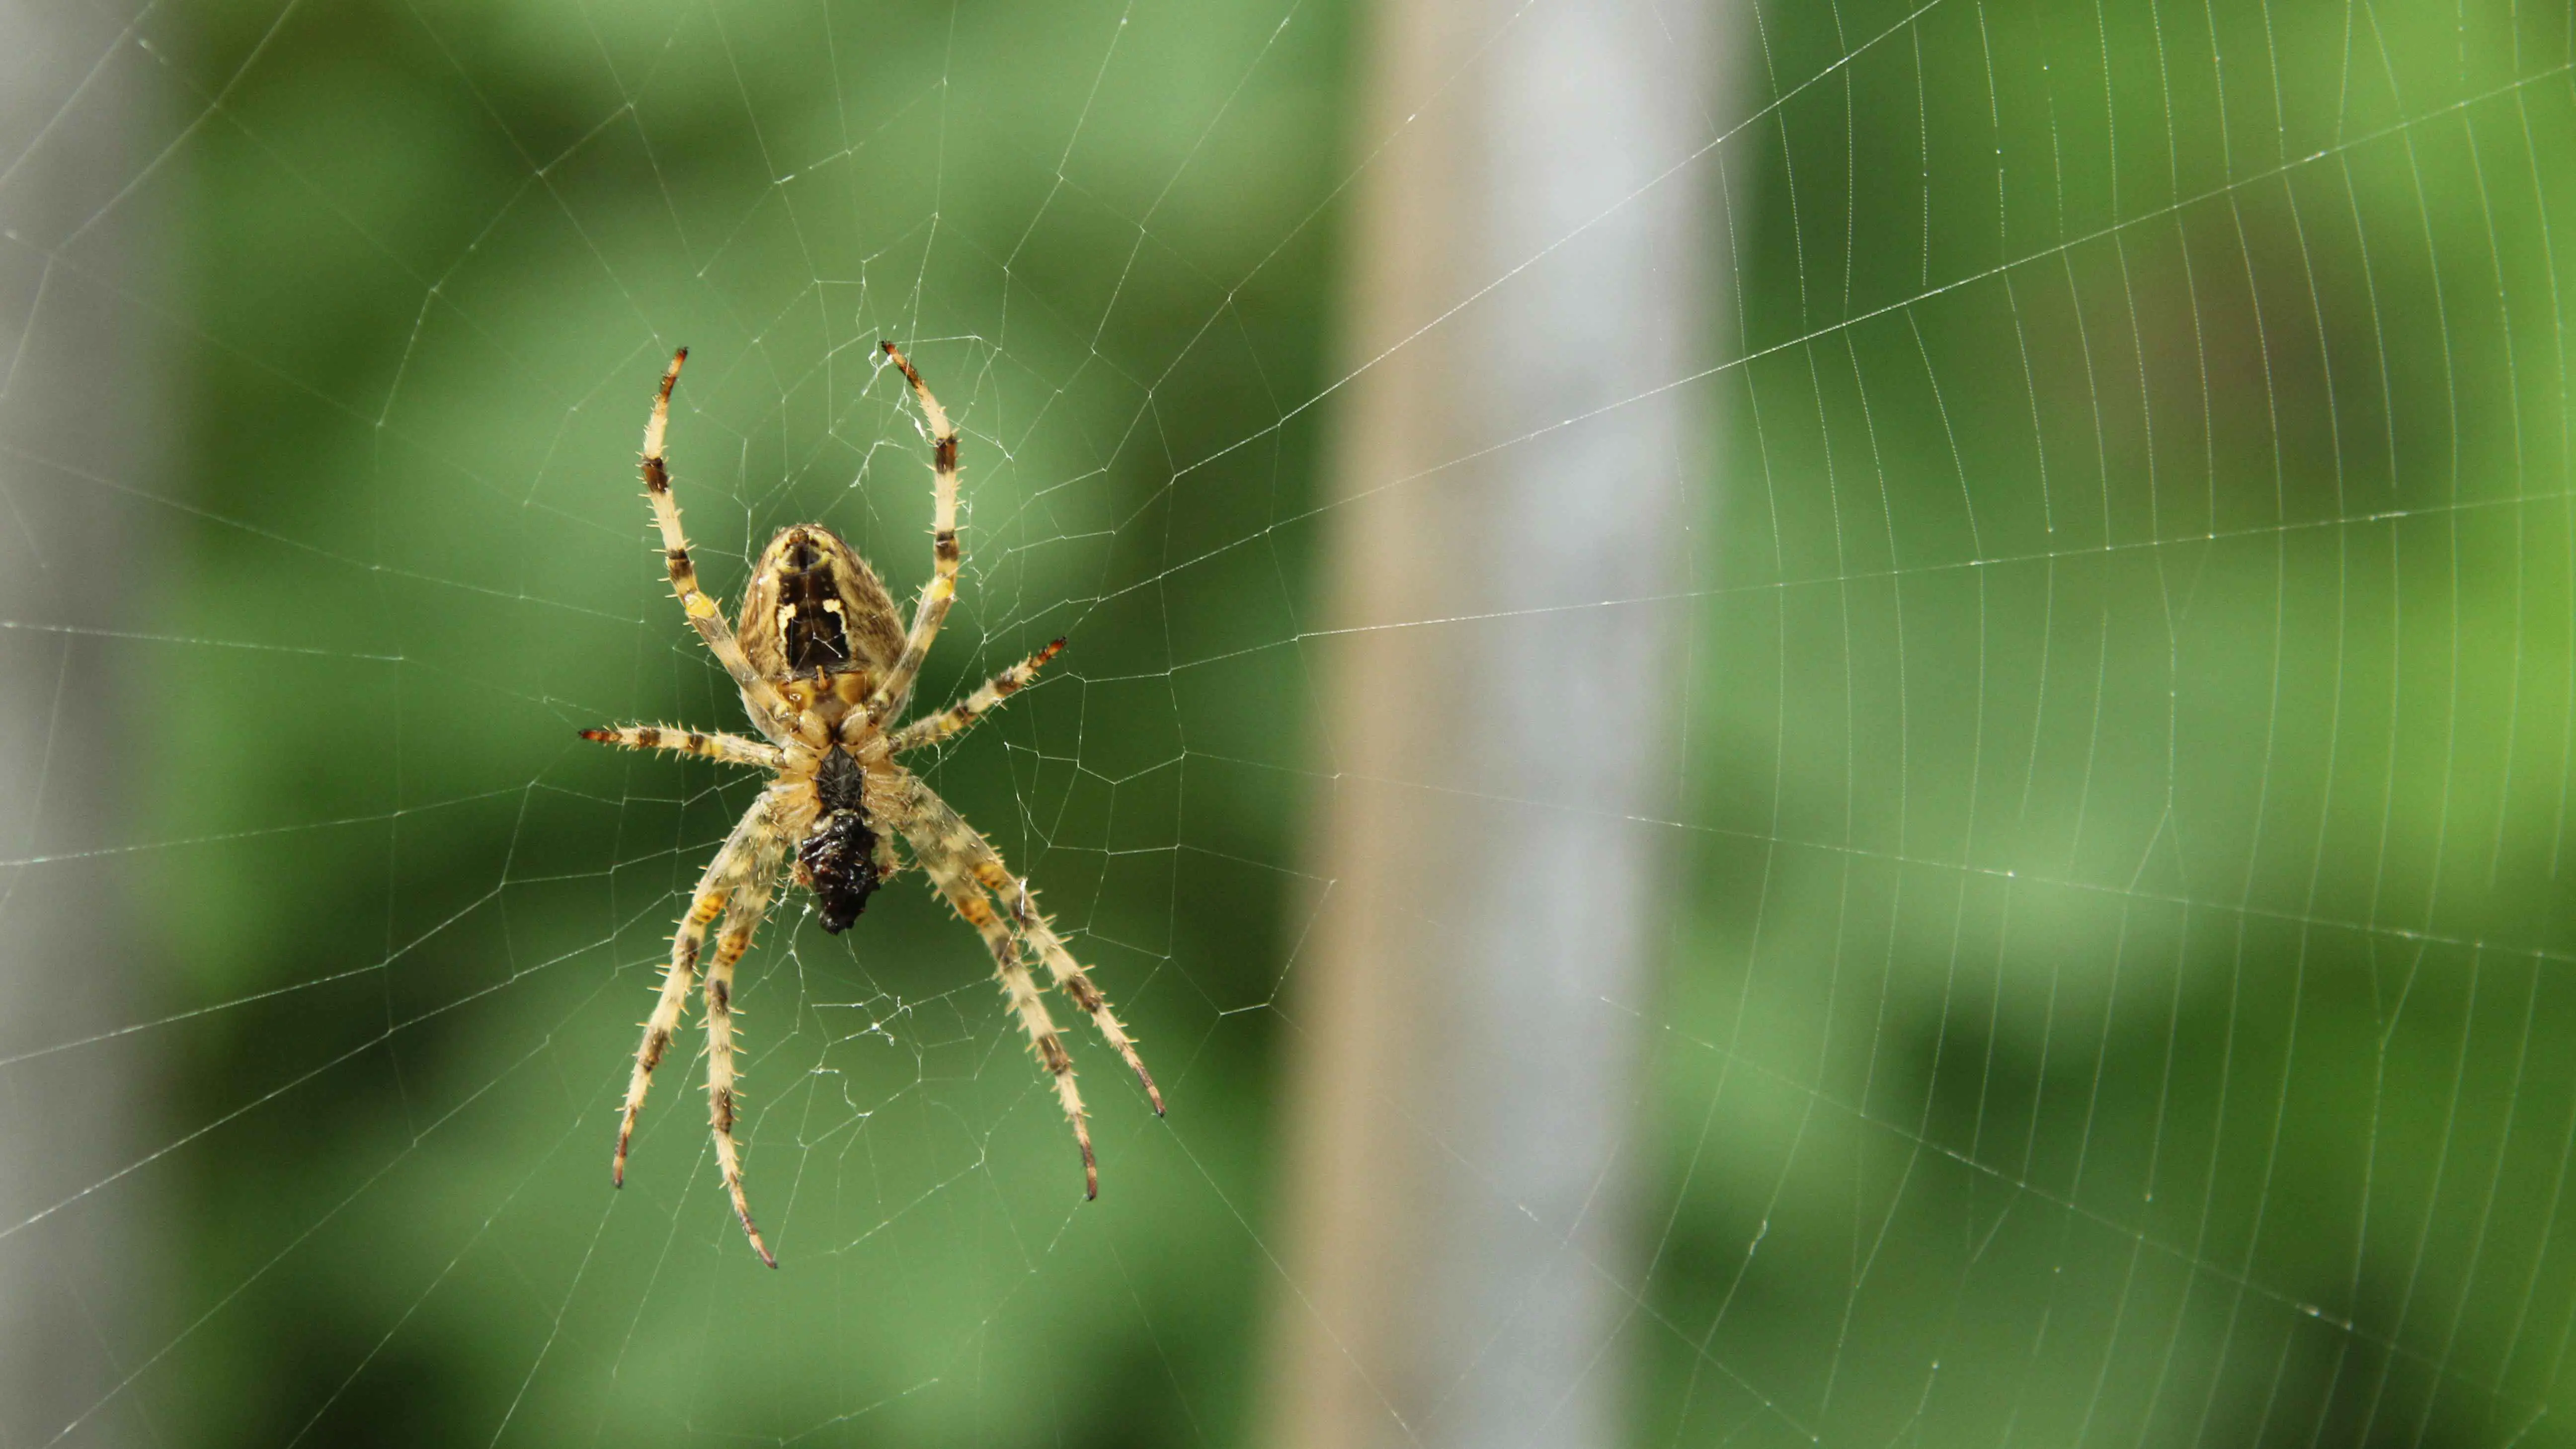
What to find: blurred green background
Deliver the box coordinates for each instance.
[92,0,2576,1444]
[158,0,1345,1442]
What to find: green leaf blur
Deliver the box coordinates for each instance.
[1645,4,2576,1447]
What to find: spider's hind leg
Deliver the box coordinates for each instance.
[636,347,791,734]
[867,343,963,722]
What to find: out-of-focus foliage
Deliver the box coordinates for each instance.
[1646,3,2576,1446]
[155,1,1344,1443]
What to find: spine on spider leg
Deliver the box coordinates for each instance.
[641,346,686,494]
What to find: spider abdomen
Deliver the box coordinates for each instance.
[738,524,906,683]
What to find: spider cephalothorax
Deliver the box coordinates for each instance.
[580,345,1161,1267]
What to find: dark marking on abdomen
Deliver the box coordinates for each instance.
[777,547,852,671]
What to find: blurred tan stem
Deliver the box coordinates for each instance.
[0,1,161,1443]
[1260,1,1723,1446]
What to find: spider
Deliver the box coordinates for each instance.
[582,344,1162,1266]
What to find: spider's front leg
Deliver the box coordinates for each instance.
[916,850,1099,1197]
[890,775,1164,1198]
[899,776,1162,1114]
[615,792,787,1265]
[988,872,1163,1117]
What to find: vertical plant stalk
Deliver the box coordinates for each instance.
[0,0,161,1441]
[1261,0,1725,1446]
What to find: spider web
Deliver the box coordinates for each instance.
[2,0,2574,1446]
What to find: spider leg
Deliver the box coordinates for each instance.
[704,872,782,1266]
[907,832,1096,1198]
[612,795,780,1192]
[615,898,706,1189]
[579,724,784,769]
[990,875,1164,1117]
[640,348,792,736]
[897,776,1162,1114]
[867,342,961,724]
[888,638,1065,754]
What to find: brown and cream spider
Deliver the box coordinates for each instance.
[582,344,1161,1266]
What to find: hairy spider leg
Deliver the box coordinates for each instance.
[614,796,777,1189]
[996,886,1164,1117]
[906,827,1097,1198]
[899,778,1162,1114]
[888,637,1066,754]
[867,343,961,724]
[643,348,792,735]
[704,869,783,1266]
[579,724,784,769]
